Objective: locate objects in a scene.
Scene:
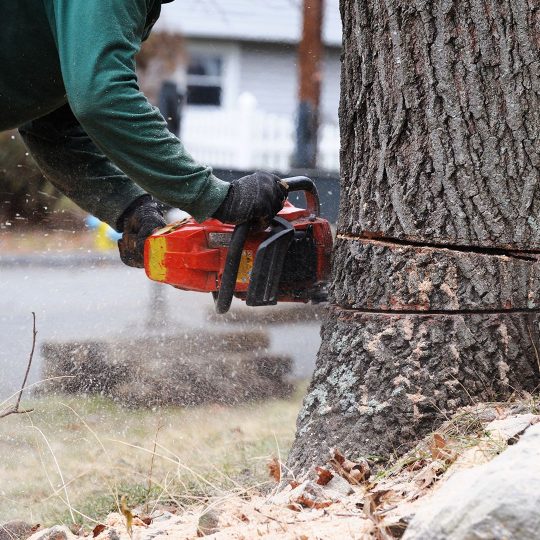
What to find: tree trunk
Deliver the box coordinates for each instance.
[288,0,540,472]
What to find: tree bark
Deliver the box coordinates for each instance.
[333,237,540,311]
[288,0,540,472]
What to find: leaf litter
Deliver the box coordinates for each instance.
[22,402,540,539]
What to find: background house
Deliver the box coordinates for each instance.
[143,0,342,172]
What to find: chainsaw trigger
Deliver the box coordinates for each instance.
[246,216,294,307]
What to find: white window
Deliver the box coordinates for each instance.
[185,43,240,109]
[186,54,223,106]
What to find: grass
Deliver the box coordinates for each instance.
[0,387,305,526]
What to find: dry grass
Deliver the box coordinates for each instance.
[0,387,305,526]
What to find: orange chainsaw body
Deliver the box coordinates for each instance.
[144,200,332,304]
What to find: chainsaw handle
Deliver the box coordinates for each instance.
[282,176,320,216]
[214,176,318,314]
[214,221,250,314]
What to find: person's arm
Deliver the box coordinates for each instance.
[20,102,287,269]
[47,0,230,223]
[19,103,147,228]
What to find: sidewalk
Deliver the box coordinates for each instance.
[0,251,119,268]
[0,229,120,267]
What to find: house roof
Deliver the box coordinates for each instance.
[155,0,342,47]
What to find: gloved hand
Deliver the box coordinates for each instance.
[117,195,166,268]
[212,171,288,228]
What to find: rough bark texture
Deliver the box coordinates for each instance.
[333,236,540,310]
[288,309,540,466]
[288,0,540,473]
[339,0,539,249]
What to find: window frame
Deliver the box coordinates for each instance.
[185,41,240,109]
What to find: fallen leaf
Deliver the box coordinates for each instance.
[429,433,455,464]
[268,456,281,482]
[329,448,356,471]
[385,519,409,539]
[405,458,427,472]
[287,480,336,510]
[408,461,445,499]
[296,494,333,510]
[92,524,106,538]
[362,493,382,525]
[414,465,437,491]
[369,489,393,508]
[429,433,446,460]
[315,466,334,485]
[349,461,371,483]
[330,448,346,465]
[328,449,370,484]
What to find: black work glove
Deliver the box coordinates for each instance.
[212,171,288,228]
[117,195,167,268]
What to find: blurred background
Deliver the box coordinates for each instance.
[0,0,343,524]
[0,0,341,404]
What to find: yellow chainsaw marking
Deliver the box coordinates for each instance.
[236,250,253,284]
[147,236,168,282]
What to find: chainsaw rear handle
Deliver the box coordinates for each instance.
[282,176,320,216]
[214,176,320,314]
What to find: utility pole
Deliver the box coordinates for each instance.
[292,0,324,169]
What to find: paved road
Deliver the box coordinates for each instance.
[0,257,320,401]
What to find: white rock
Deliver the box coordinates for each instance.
[485,413,539,442]
[323,473,355,497]
[403,423,540,540]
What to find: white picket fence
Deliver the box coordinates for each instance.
[181,94,340,173]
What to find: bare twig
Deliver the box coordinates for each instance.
[528,325,540,374]
[146,416,164,513]
[0,312,37,419]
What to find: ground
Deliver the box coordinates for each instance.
[2,391,539,539]
[0,390,303,525]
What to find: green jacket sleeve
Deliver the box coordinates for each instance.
[19,104,146,229]
[46,0,230,222]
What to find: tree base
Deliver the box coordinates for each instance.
[287,307,540,473]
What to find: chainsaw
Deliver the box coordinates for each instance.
[143,176,333,314]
